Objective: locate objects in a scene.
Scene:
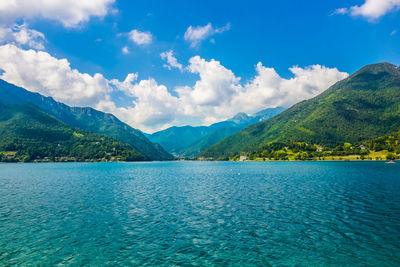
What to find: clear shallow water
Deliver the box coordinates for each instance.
[0,162,400,266]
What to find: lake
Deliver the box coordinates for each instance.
[0,161,400,266]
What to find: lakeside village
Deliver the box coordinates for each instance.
[2,142,399,163]
[2,143,399,162]
[200,141,400,162]
[0,152,130,163]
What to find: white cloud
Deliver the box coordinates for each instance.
[184,22,230,47]
[0,24,45,50]
[184,23,213,47]
[335,0,400,21]
[391,29,397,35]
[0,0,116,51]
[181,56,241,106]
[0,44,348,133]
[332,8,349,15]
[214,23,231,34]
[233,63,349,112]
[174,58,348,127]
[108,76,180,132]
[122,46,129,54]
[0,44,111,107]
[0,0,116,28]
[128,29,152,46]
[160,50,183,71]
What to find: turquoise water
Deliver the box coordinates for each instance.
[0,162,400,266]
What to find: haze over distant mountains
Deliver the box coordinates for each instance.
[146,107,285,157]
[201,63,400,159]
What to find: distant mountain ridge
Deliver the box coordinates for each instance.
[201,62,400,159]
[146,107,285,157]
[0,79,173,160]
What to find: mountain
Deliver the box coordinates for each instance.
[201,63,400,159]
[146,125,214,155]
[229,112,252,125]
[179,126,242,157]
[146,107,285,157]
[0,79,173,160]
[0,102,145,162]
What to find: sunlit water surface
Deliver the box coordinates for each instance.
[1,161,400,266]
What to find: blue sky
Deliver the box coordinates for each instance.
[38,0,400,82]
[0,0,400,132]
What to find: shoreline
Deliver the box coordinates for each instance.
[0,159,397,163]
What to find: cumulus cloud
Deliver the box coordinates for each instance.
[0,44,348,132]
[0,0,116,28]
[174,58,348,127]
[128,29,152,46]
[0,44,111,107]
[160,50,183,70]
[233,63,349,112]
[122,46,129,54]
[184,22,230,47]
[0,0,116,51]
[181,56,241,106]
[334,0,400,21]
[0,23,45,50]
[108,75,181,132]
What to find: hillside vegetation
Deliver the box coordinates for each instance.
[0,79,172,160]
[201,63,400,159]
[147,107,285,157]
[0,103,145,162]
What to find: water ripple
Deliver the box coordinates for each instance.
[0,161,400,266]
